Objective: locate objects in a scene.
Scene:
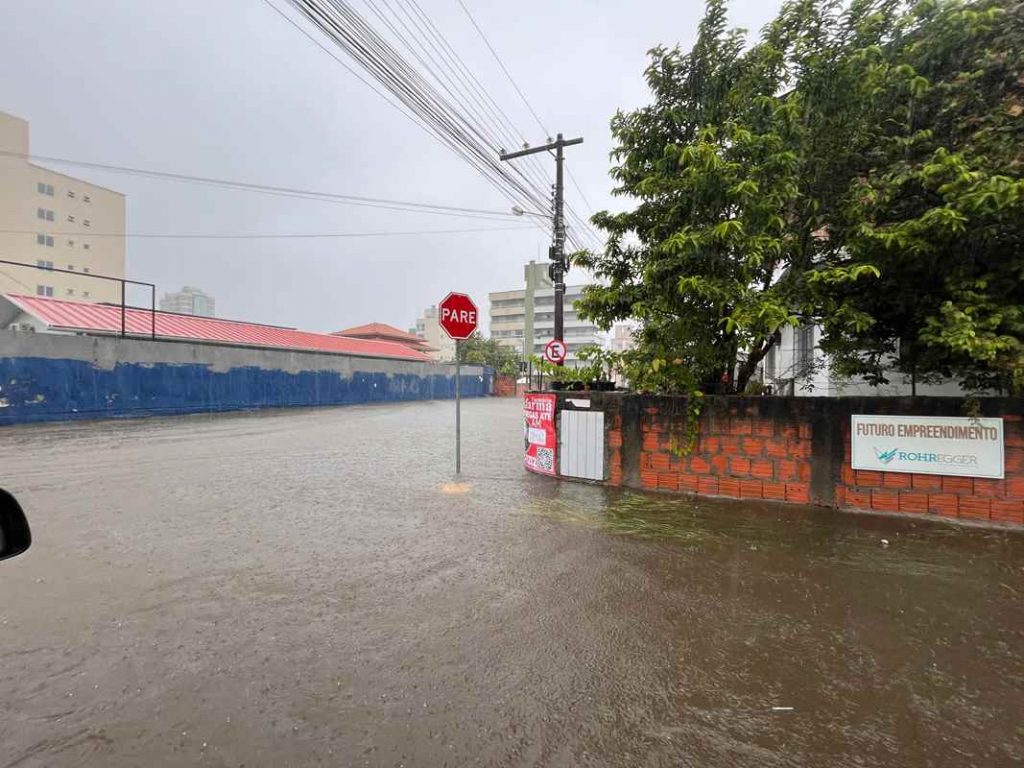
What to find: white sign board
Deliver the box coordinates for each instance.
[851,415,1004,479]
[527,427,548,446]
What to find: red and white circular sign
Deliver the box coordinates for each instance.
[544,339,567,365]
[438,292,479,340]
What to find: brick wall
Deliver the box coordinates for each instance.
[493,375,518,397]
[562,393,1024,528]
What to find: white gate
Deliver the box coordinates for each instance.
[559,410,605,481]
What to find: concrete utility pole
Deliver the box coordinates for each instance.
[500,133,583,366]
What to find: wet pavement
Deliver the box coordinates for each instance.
[1,397,1023,767]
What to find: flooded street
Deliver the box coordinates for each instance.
[2,397,1023,767]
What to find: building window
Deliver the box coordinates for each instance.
[82,290,90,298]
[83,194,91,203]
[67,264,75,271]
[796,325,815,375]
[83,266,90,273]
[68,215,75,223]
[37,208,54,221]
[37,182,54,196]
[66,288,75,296]
[83,243,90,251]
[83,219,91,227]
[67,190,76,199]
[36,259,53,269]
[36,285,53,297]
[36,234,54,247]
[68,240,75,247]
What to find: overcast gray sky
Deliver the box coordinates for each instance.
[1,0,782,333]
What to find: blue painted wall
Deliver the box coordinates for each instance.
[0,356,492,426]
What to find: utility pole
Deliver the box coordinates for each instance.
[500,133,583,366]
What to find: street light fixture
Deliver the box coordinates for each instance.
[511,205,549,219]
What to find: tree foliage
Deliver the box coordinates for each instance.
[576,0,1024,393]
[457,333,521,376]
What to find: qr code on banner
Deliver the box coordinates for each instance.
[535,447,554,472]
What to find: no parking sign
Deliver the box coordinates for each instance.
[544,339,566,365]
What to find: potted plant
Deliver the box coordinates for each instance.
[576,346,618,391]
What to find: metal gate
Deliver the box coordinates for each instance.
[559,410,605,481]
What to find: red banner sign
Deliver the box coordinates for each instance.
[524,393,557,475]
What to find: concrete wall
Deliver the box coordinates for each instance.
[549,393,1024,528]
[0,332,491,425]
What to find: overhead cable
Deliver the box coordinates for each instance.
[0,224,535,239]
[0,149,524,220]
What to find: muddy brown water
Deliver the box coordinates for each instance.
[1,398,1022,767]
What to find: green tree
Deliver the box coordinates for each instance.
[577,0,1024,394]
[456,333,521,376]
[820,0,1024,392]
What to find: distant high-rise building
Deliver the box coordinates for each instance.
[489,261,601,367]
[413,305,456,362]
[0,111,126,304]
[610,323,636,353]
[160,286,216,317]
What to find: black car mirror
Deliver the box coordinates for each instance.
[0,489,31,562]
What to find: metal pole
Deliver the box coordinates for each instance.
[498,135,580,371]
[150,285,156,340]
[455,340,461,475]
[120,280,126,337]
[553,134,566,367]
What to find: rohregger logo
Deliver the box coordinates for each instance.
[874,447,978,466]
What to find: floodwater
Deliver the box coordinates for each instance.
[1,398,1023,767]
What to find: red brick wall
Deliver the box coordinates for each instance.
[493,375,518,397]
[632,406,815,505]
[591,395,1024,528]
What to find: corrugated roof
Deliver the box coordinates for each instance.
[3,294,433,361]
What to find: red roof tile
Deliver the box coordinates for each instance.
[4,294,433,361]
[332,322,425,344]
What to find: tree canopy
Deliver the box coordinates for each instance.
[576,0,1024,394]
[457,333,521,376]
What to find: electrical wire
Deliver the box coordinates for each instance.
[452,0,602,250]
[454,0,548,138]
[0,149,522,221]
[361,0,557,226]
[0,224,535,239]
[267,0,600,251]
[280,0,555,234]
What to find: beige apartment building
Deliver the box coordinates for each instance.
[413,305,456,362]
[489,260,601,367]
[0,111,126,304]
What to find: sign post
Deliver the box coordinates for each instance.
[438,292,479,475]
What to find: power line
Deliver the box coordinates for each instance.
[452,1,602,250]
[363,0,557,224]
[262,0,547,223]
[280,0,555,232]
[0,224,534,239]
[269,0,596,251]
[454,0,549,138]
[0,149,524,220]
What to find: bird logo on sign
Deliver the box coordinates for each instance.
[544,339,567,365]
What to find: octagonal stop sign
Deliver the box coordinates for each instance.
[439,292,478,340]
